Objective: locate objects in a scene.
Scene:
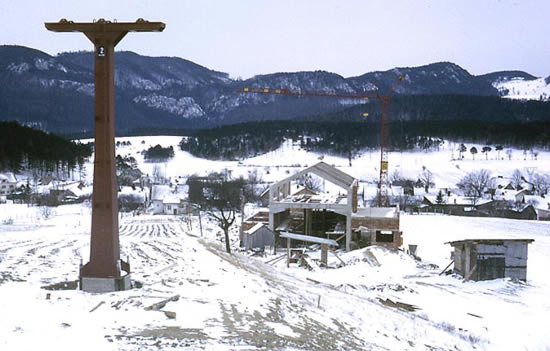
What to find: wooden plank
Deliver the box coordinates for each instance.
[302,254,321,272]
[331,250,346,266]
[439,260,454,276]
[89,301,105,313]
[155,263,177,275]
[464,263,477,281]
[144,295,180,311]
[265,253,286,264]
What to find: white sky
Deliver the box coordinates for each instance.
[0,0,548,79]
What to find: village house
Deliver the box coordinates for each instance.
[0,173,17,196]
[424,193,538,220]
[423,194,492,216]
[523,195,550,220]
[151,184,188,215]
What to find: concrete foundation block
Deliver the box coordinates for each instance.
[80,274,132,293]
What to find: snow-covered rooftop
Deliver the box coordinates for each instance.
[354,207,398,218]
[151,184,172,201]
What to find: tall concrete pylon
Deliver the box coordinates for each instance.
[45,19,165,292]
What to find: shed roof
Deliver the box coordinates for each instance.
[280,232,338,246]
[273,161,356,190]
[447,239,534,246]
[245,223,272,235]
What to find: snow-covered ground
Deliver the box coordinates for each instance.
[84,136,550,191]
[493,76,550,101]
[1,136,550,350]
[1,206,549,350]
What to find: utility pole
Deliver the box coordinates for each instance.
[45,18,165,292]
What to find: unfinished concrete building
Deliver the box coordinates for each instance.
[266,162,402,251]
[447,239,534,281]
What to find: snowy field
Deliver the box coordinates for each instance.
[1,136,550,350]
[83,135,550,190]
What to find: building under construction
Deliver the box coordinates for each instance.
[243,162,402,252]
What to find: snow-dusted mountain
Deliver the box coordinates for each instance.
[0,45,548,133]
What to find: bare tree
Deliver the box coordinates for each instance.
[511,169,523,190]
[190,173,244,253]
[457,169,494,205]
[419,169,435,192]
[297,173,323,193]
[152,164,165,184]
[531,173,550,196]
[390,169,403,184]
[505,149,513,160]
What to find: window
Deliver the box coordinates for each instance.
[376,230,394,243]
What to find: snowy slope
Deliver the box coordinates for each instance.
[493,76,550,101]
[101,136,550,193]
[2,136,550,350]
[1,204,549,350]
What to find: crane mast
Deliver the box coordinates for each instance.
[237,76,402,207]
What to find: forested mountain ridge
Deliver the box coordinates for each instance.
[0,121,92,175]
[1,45,548,134]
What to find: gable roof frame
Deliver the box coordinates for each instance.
[271,161,356,192]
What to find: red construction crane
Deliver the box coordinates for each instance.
[237,75,403,207]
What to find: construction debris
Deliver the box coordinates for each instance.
[144,295,180,311]
[164,311,177,319]
[377,298,419,312]
[89,301,105,313]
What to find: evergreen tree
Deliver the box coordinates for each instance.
[470,146,478,160]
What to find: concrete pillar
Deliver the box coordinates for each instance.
[321,244,328,266]
[464,244,471,277]
[346,212,352,251]
[45,19,165,292]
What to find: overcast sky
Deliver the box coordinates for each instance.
[0,0,548,79]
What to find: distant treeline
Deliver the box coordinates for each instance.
[144,144,175,162]
[179,120,550,160]
[0,121,93,175]
[301,94,550,124]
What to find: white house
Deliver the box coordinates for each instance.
[0,173,17,196]
[151,184,187,215]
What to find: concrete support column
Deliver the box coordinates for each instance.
[45,19,165,292]
[346,212,352,251]
[321,244,328,266]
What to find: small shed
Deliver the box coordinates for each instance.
[243,223,274,250]
[447,239,534,281]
